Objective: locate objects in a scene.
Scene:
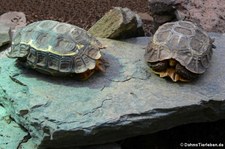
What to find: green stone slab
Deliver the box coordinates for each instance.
[0,34,225,148]
[0,105,28,149]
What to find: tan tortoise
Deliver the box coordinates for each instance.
[145,21,215,82]
[7,20,105,80]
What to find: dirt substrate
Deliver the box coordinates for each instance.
[1,0,225,35]
[0,0,152,35]
[176,0,225,33]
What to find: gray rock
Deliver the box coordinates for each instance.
[148,0,176,15]
[0,23,10,47]
[0,105,29,149]
[0,33,225,148]
[0,11,27,30]
[88,7,144,39]
[148,0,177,31]
[137,12,153,22]
[153,14,175,24]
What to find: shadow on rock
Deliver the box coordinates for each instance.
[10,52,122,90]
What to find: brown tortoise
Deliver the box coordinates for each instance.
[145,21,214,82]
[8,20,105,80]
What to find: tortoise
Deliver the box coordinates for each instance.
[7,20,105,80]
[145,21,214,82]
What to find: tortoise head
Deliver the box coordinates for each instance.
[7,27,30,58]
[7,44,29,58]
[210,38,216,49]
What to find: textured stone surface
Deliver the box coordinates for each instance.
[88,7,144,39]
[0,105,28,149]
[0,11,27,30]
[148,0,177,31]
[0,23,10,47]
[148,0,176,14]
[148,0,225,33]
[0,34,225,148]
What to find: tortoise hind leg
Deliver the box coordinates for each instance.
[159,68,182,82]
[79,70,95,80]
[149,60,190,82]
[78,59,106,80]
[95,59,106,72]
[175,63,199,81]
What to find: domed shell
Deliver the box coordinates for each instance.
[8,20,103,75]
[145,21,213,74]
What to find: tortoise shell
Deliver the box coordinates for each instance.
[145,21,214,82]
[8,20,105,79]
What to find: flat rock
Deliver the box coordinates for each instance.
[88,7,144,39]
[0,23,10,47]
[0,33,225,148]
[0,105,28,149]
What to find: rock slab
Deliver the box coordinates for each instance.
[88,7,144,39]
[0,105,28,149]
[0,34,225,148]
